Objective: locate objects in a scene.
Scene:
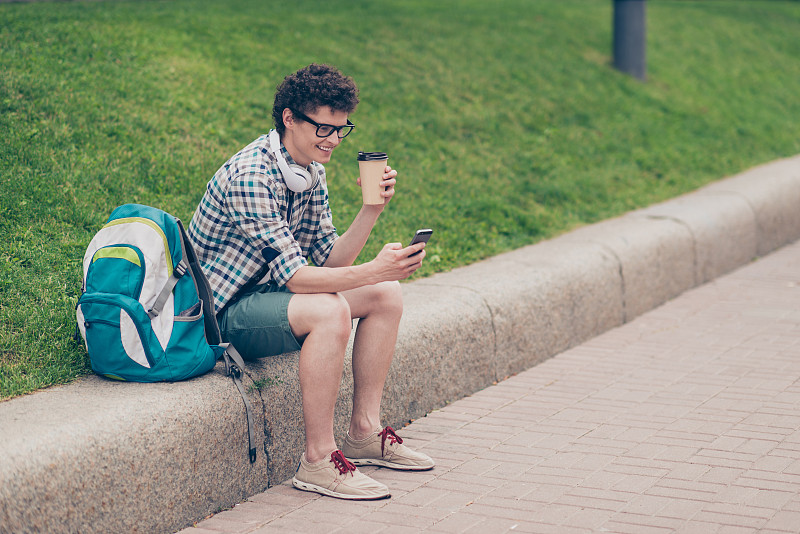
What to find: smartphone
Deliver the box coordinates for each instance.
[409,228,433,256]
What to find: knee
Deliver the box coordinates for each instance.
[373,280,403,318]
[308,293,352,344]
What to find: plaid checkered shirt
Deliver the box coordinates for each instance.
[187,132,338,312]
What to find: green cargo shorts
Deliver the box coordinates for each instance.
[218,282,302,360]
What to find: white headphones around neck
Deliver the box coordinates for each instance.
[268,129,316,193]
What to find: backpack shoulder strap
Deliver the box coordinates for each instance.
[147,261,187,319]
[220,343,258,463]
[175,218,222,345]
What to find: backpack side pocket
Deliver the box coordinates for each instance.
[77,293,167,381]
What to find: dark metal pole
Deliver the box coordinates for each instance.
[613,0,646,81]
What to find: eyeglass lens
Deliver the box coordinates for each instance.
[317,123,354,138]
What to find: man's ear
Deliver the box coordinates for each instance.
[282,108,295,129]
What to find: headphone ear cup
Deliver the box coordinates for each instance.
[269,129,314,192]
[284,165,313,193]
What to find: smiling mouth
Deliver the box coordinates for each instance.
[316,144,333,153]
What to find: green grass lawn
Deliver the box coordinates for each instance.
[1,0,799,400]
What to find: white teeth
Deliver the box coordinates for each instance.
[317,145,332,152]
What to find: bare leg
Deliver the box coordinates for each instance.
[287,292,353,464]
[341,281,403,440]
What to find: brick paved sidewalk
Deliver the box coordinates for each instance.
[179,240,800,534]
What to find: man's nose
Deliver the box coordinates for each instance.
[325,131,342,145]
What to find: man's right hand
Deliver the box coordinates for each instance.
[371,242,426,282]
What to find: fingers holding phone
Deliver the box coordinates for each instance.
[374,229,432,281]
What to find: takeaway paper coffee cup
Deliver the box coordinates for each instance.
[357,151,388,205]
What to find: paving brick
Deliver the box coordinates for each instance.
[535,451,588,469]
[425,512,486,532]
[747,489,795,509]
[188,514,256,534]
[692,510,768,530]
[714,484,761,505]
[530,503,584,525]
[566,437,635,456]
[608,512,688,531]
[247,484,317,508]
[250,518,317,533]
[762,510,800,532]
[600,518,676,534]
[359,508,439,529]
[663,462,710,481]
[621,494,672,515]
[422,477,497,495]
[715,526,758,534]
[560,507,617,530]
[472,495,545,514]
[608,457,675,476]
[570,453,616,473]
[655,445,701,462]
[394,486,447,507]
[424,490,481,512]
[331,519,393,534]
[449,458,500,476]
[457,502,541,522]
[284,507,364,527]
[555,493,629,513]
[675,520,723,534]
[690,449,755,469]
[518,470,584,488]
[698,466,745,484]
[611,475,660,498]
[645,484,719,502]
[380,501,453,521]
[513,482,573,504]
[780,496,800,512]
[658,497,706,520]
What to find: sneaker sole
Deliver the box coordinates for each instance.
[349,458,435,471]
[291,477,391,500]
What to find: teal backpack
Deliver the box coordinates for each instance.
[76,203,257,462]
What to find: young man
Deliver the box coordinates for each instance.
[188,64,433,500]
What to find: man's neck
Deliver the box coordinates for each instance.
[281,131,311,168]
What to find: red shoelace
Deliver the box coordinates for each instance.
[379,426,404,457]
[330,449,357,476]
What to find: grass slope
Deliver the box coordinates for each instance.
[1,0,798,399]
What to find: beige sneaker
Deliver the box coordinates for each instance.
[343,426,435,471]
[291,449,390,500]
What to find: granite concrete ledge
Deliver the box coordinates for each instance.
[702,156,800,256]
[1,155,798,534]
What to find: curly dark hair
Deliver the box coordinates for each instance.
[272,64,360,135]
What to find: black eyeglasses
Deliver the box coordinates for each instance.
[290,109,355,139]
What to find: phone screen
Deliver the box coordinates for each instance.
[409,229,433,256]
[409,229,433,246]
